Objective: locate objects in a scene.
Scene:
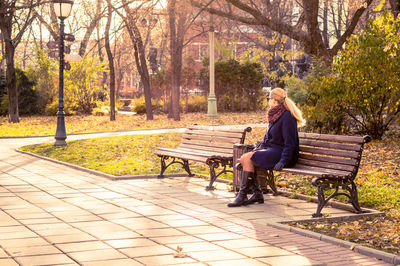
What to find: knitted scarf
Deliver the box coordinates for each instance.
[268,104,286,124]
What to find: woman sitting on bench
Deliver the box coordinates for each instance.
[228,88,306,207]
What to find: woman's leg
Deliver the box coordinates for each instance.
[228,152,256,207]
[240,151,264,205]
[240,151,255,172]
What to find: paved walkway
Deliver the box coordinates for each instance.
[0,131,393,265]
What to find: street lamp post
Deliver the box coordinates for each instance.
[207,15,217,118]
[53,0,73,146]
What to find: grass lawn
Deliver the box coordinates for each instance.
[0,112,266,137]
[14,113,400,255]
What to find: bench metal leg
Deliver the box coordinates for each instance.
[312,176,364,217]
[265,170,279,195]
[157,156,194,178]
[206,159,232,191]
[344,180,364,213]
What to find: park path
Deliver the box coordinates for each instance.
[0,128,393,265]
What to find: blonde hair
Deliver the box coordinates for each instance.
[270,88,306,127]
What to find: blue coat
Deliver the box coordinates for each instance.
[251,110,299,170]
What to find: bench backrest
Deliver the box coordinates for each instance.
[297,132,371,179]
[178,126,252,157]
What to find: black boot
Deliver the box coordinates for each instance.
[228,171,253,207]
[247,174,264,205]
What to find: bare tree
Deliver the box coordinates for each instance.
[110,0,155,120]
[167,0,186,121]
[0,0,44,123]
[105,0,115,121]
[191,0,374,63]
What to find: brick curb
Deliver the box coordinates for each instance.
[266,221,400,265]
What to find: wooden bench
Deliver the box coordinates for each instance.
[155,125,252,190]
[236,132,371,217]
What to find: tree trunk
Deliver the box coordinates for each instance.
[231,87,235,112]
[168,0,185,121]
[322,0,329,48]
[5,41,18,123]
[1,15,19,123]
[389,0,400,18]
[105,0,115,121]
[120,0,153,120]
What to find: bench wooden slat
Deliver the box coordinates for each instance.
[279,168,326,177]
[184,129,244,139]
[182,134,241,144]
[287,164,351,177]
[299,153,358,166]
[178,144,233,155]
[155,149,210,163]
[296,158,356,172]
[156,147,232,160]
[299,132,365,143]
[300,139,362,151]
[300,146,360,159]
[187,126,250,135]
[181,139,234,149]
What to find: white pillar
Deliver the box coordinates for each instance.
[207,23,217,117]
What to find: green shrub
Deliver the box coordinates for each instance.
[45,99,76,116]
[180,95,207,113]
[0,96,8,116]
[64,56,107,114]
[131,96,160,114]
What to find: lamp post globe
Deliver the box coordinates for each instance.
[52,0,73,146]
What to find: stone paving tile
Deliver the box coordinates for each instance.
[135,228,187,238]
[179,225,228,235]
[105,238,158,249]
[162,218,208,227]
[14,254,76,265]
[98,212,141,220]
[128,205,178,216]
[58,214,103,223]
[166,242,224,252]
[80,258,143,266]
[67,248,128,262]
[0,225,26,234]
[150,235,203,245]
[19,217,62,225]
[195,232,247,241]
[213,238,270,249]
[26,222,75,232]
[5,210,53,220]
[112,217,170,230]
[185,249,247,262]
[0,248,9,258]
[0,237,50,249]
[236,245,294,258]
[0,258,19,266]
[119,245,175,257]
[258,254,325,266]
[43,232,96,244]
[209,258,268,265]
[81,228,140,240]
[5,245,61,257]
[56,241,111,252]
[32,227,85,237]
[136,254,198,265]
[0,230,38,240]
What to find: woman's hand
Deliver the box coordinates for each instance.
[274,162,284,171]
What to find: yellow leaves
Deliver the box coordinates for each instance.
[173,245,189,258]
